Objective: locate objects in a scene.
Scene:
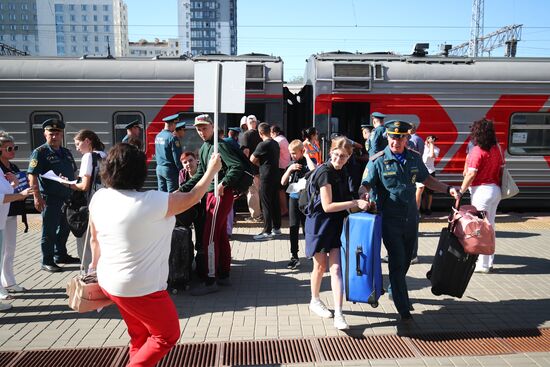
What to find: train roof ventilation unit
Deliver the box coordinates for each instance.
[412,43,430,57]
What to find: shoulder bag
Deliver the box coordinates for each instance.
[63,153,101,237]
[66,222,113,313]
[498,145,519,200]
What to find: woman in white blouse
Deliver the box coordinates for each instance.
[0,149,33,311]
[67,130,106,270]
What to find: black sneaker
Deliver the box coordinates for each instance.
[287,257,300,270]
[54,255,80,264]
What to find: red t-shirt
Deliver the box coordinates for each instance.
[467,145,504,187]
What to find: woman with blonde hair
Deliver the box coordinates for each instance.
[306,136,369,330]
[0,132,34,310]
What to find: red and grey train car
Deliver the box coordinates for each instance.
[298,51,550,208]
[0,54,284,188]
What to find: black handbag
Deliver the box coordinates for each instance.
[63,153,101,238]
[63,190,89,238]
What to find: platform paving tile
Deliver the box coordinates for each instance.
[0,213,549,365]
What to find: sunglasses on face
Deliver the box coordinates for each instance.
[4,146,18,152]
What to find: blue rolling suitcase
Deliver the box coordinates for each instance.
[340,212,384,307]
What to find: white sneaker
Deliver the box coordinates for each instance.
[309,300,333,318]
[253,232,273,240]
[474,266,490,274]
[0,302,12,311]
[6,284,26,293]
[0,288,13,301]
[334,313,349,330]
[271,228,282,236]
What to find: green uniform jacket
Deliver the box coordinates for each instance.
[362,146,429,219]
[368,125,388,157]
[27,143,76,199]
[179,138,245,193]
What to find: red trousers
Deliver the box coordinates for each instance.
[102,288,180,367]
[202,187,234,279]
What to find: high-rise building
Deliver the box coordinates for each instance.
[0,0,129,57]
[177,0,237,56]
[129,38,180,58]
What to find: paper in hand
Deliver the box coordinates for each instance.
[40,170,77,185]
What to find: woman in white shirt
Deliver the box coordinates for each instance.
[88,143,221,366]
[0,157,33,311]
[67,130,107,270]
[421,135,440,215]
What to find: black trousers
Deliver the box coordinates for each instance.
[260,178,281,234]
[288,197,305,257]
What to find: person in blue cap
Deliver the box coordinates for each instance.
[27,118,80,272]
[173,121,187,141]
[368,112,388,157]
[155,113,184,192]
[360,120,460,323]
[122,120,142,143]
[224,127,241,150]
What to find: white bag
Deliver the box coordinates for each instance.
[498,145,519,200]
[501,167,519,200]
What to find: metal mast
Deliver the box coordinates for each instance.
[469,0,484,57]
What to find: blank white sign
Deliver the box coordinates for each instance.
[220,62,246,114]
[194,62,219,113]
[193,62,246,114]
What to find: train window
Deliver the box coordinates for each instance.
[333,80,371,91]
[509,113,550,156]
[113,112,145,143]
[373,64,384,80]
[246,65,265,79]
[334,64,371,78]
[246,81,264,91]
[30,112,63,149]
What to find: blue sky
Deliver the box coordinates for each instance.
[124,0,550,80]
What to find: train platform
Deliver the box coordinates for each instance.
[0,211,549,366]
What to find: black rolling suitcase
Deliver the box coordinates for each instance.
[426,200,478,298]
[168,226,194,294]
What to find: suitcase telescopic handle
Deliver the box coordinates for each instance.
[448,196,463,231]
[356,246,363,276]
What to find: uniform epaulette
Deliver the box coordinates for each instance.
[407,147,420,156]
[369,150,384,161]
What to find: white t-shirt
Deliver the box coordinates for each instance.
[274,135,290,169]
[422,146,440,174]
[0,167,14,231]
[79,151,107,178]
[89,188,175,297]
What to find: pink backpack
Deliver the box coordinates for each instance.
[450,205,495,255]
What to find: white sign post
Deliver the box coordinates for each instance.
[194,61,246,196]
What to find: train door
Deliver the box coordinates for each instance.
[330,102,370,145]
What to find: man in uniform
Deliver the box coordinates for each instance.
[368,112,387,157]
[224,127,241,150]
[122,120,142,143]
[360,120,460,322]
[155,113,184,192]
[28,118,80,272]
[173,120,187,141]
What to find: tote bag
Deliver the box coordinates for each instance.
[498,145,519,200]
